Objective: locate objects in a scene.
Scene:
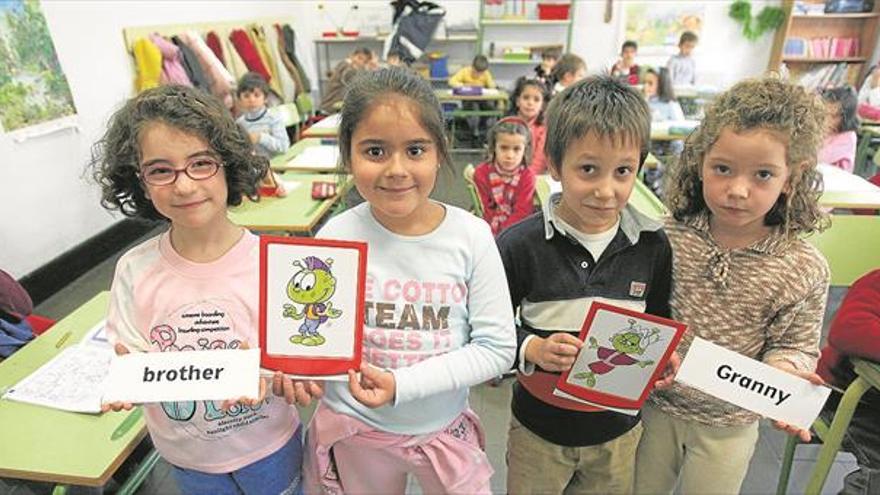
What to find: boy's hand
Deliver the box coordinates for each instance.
[654,351,681,389]
[525,333,583,372]
[348,364,395,408]
[101,343,135,412]
[768,360,825,442]
[271,371,324,406]
[249,132,260,144]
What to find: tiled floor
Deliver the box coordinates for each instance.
[3,151,860,494]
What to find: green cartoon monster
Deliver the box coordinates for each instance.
[283,256,342,346]
[573,319,661,388]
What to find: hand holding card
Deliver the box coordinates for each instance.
[554,302,687,413]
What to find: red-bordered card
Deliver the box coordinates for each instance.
[555,302,687,411]
[259,235,367,379]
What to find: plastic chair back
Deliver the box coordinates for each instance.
[463,164,484,217]
[805,215,880,286]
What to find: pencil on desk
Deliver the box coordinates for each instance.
[55,331,71,349]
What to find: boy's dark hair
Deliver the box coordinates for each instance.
[236,71,270,97]
[679,31,698,45]
[821,85,859,133]
[622,40,638,52]
[339,67,450,172]
[509,76,550,125]
[542,48,560,61]
[90,85,267,221]
[472,54,489,72]
[550,53,586,85]
[544,76,650,172]
[353,46,373,58]
[646,67,676,103]
[486,116,533,168]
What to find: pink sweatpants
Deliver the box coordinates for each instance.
[331,414,492,495]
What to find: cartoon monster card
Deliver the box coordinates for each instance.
[259,236,366,379]
[556,302,687,411]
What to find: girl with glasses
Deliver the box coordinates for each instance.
[90,84,317,495]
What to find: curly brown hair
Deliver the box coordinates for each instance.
[665,76,829,236]
[90,85,267,221]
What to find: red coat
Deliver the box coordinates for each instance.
[526,118,548,175]
[229,29,271,84]
[473,162,536,236]
[817,269,880,409]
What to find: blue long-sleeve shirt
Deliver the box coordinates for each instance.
[237,107,289,158]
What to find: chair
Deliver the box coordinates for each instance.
[805,215,880,286]
[275,102,301,141]
[25,314,56,336]
[775,358,880,495]
[296,93,314,118]
[462,164,484,217]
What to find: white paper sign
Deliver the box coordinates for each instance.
[103,349,260,403]
[676,337,831,430]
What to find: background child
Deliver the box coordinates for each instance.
[816,269,880,494]
[549,53,587,95]
[643,67,685,122]
[236,71,289,158]
[643,67,685,196]
[91,85,303,494]
[303,67,516,494]
[819,86,859,173]
[319,46,373,114]
[235,71,289,197]
[534,48,559,87]
[610,40,640,85]
[636,77,830,494]
[0,268,35,359]
[450,54,497,143]
[498,76,676,494]
[509,76,550,174]
[474,116,536,235]
[667,31,698,86]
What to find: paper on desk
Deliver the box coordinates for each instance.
[312,114,340,129]
[482,88,500,96]
[3,344,113,413]
[819,164,880,194]
[281,181,301,192]
[102,348,260,403]
[287,145,340,170]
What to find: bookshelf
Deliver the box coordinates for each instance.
[476,0,575,87]
[768,0,880,88]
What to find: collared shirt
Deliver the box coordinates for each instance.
[497,193,672,446]
[648,213,830,427]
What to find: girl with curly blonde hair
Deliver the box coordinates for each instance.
[635,77,831,494]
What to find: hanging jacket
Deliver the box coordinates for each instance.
[149,33,193,86]
[205,31,225,66]
[221,32,249,81]
[132,37,163,92]
[179,31,235,110]
[281,24,312,93]
[172,35,210,91]
[229,29,272,84]
[274,24,304,97]
[265,25,297,101]
[248,25,284,98]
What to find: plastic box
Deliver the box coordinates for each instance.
[537,3,571,20]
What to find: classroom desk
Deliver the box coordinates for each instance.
[301,114,340,138]
[229,173,351,235]
[435,88,510,110]
[819,163,880,210]
[271,138,340,173]
[650,121,698,142]
[0,292,154,490]
[535,176,668,220]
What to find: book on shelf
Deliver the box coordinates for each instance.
[796,62,861,90]
[793,37,861,59]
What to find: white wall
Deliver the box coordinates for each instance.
[0,0,774,278]
[572,0,780,88]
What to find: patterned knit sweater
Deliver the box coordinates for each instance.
[649,213,830,426]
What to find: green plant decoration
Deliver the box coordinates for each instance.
[729,0,786,41]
